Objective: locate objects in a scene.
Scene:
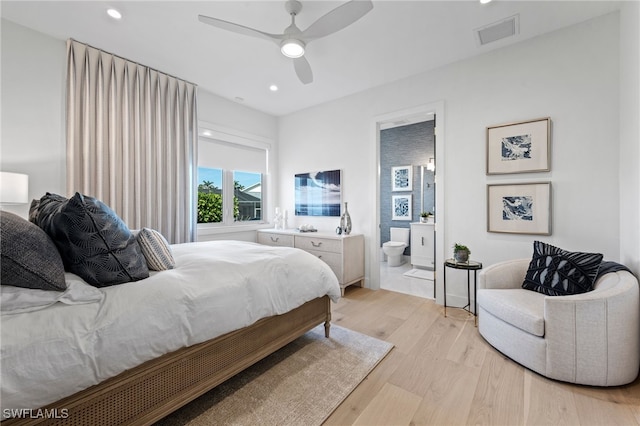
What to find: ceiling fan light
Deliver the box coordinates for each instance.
[280,39,305,58]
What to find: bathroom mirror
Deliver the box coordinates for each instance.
[420,164,435,217]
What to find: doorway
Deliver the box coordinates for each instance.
[371,102,445,304]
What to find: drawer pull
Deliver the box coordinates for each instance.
[421,237,424,246]
[311,241,323,248]
[270,236,280,243]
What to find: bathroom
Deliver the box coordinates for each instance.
[379,118,435,299]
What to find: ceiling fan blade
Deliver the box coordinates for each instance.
[198,15,284,43]
[301,0,373,41]
[293,56,313,84]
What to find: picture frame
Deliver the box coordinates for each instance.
[486,117,550,175]
[487,182,551,235]
[294,169,342,217]
[392,194,412,221]
[391,165,413,191]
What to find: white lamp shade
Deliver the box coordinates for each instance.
[0,172,29,204]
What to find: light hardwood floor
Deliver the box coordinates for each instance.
[324,287,640,426]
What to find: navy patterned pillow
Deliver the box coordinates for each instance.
[522,241,603,296]
[1,211,67,291]
[30,192,149,287]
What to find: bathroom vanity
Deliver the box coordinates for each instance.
[410,222,435,269]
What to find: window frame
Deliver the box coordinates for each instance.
[197,121,272,235]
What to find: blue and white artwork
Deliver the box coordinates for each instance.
[501,134,532,161]
[392,166,412,191]
[392,195,412,220]
[502,196,533,221]
[295,170,341,216]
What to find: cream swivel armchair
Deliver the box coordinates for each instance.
[477,258,639,386]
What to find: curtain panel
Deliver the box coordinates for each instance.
[66,39,198,244]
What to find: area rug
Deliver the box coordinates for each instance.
[403,268,434,280]
[155,325,393,426]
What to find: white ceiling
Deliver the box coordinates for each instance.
[1,1,621,116]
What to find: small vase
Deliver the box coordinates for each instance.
[340,202,352,235]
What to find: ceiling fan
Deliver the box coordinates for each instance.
[198,0,374,85]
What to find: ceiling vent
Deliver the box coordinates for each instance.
[475,14,519,46]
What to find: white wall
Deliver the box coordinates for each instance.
[1,19,66,218]
[1,19,279,234]
[619,2,640,276]
[278,12,629,299]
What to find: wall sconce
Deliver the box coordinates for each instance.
[0,172,29,205]
[426,158,435,172]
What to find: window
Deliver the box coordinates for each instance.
[197,129,268,227]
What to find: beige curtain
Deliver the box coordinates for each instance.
[66,39,198,243]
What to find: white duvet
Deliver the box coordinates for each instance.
[0,240,341,413]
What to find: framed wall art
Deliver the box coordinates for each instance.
[294,169,341,217]
[486,117,550,175]
[392,194,412,221]
[487,182,551,235]
[391,165,412,191]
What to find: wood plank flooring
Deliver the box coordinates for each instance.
[324,287,640,426]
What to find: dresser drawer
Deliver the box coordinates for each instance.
[305,249,342,279]
[257,232,294,247]
[294,236,342,253]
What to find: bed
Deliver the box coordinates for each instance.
[1,238,341,425]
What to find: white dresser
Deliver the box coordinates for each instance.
[410,222,435,269]
[257,229,364,295]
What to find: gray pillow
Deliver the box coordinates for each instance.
[30,192,149,287]
[135,228,175,271]
[1,211,67,291]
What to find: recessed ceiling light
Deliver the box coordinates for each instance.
[269,85,279,92]
[480,0,493,4]
[107,8,122,20]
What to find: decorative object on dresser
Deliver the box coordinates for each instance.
[486,117,550,175]
[258,229,364,296]
[339,201,352,235]
[487,182,551,235]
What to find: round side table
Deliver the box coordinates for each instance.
[443,258,483,325]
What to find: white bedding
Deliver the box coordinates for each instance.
[0,240,341,413]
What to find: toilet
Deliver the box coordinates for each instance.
[383,227,410,267]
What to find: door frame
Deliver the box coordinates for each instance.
[370,101,446,304]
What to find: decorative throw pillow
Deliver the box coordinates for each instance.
[30,192,149,287]
[0,211,67,291]
[136,228,175,271]
[522,241,603,296]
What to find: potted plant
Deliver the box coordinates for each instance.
[420,211,433,223]
[453,243,470,263]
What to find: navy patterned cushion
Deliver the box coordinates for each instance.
[1,211,67,291]
[522,241,603,296]
[135,228,175,271]
[30,192,149,287]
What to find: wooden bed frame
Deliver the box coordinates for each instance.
[3,296,331,426]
